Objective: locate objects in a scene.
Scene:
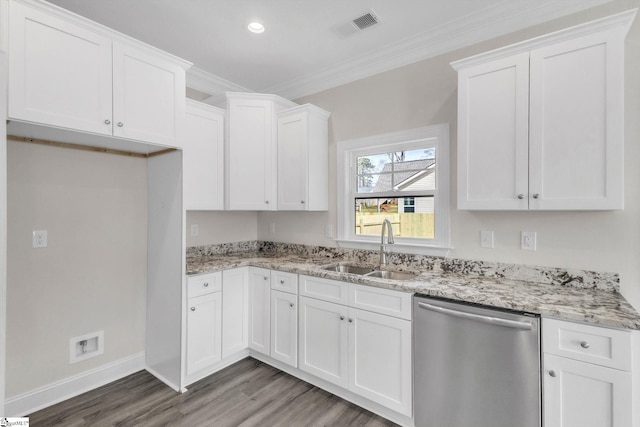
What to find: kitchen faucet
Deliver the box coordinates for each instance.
[380,218,395,267]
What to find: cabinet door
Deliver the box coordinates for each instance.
[8,1,113,135]
[248,267,271,355]
[543,353,632,427]
[222,268,248,358]
[227,98,276,210]
[529,30,624,210]
[186,292,222,375]
[298,296,348,388]
[348,308,412,416]
[278,112,308,211]
[270,290,298,367]
[457,53,530,210]
[183,101,225,210]
[112,42,185,147]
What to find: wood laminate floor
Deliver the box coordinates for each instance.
[28,357,400,427]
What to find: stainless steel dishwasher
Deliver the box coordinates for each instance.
[414,295,541,427]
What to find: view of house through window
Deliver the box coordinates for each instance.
[354,148,436,239]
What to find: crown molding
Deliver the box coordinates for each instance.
[451,8,637,71]
[186,66,252,96]
[263,0,613,100]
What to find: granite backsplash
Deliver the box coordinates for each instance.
[186,240,619,293]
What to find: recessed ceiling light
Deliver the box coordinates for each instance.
[248,22,265,34]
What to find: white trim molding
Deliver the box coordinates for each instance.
[186,66,253,97]
[4,352,145,417]
[264,0,613,99]
[451,9,637,71]
[336,123,451,256]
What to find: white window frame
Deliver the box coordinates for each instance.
[336,124,451,256]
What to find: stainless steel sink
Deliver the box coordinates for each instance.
[322,263,376,275]
[365,270,418,281]
[322,263,418,281]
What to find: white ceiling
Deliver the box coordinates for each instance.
[47,0,611,99]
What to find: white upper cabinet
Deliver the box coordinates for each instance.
[456,53,530,210]
[183,100,225,210]
[7,1,113,136]
[225,93,296,210]
[277,104,330,211]
[528,31,624,210]
[111,41,186,147]
[6,0,189,148]
[453,11,635,211]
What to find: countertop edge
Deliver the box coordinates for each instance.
[186,254,640,331]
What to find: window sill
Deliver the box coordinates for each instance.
[335,239,451,258]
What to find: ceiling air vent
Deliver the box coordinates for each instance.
[353,12,379,30]
[333,9,382,39]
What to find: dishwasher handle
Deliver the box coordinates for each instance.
[418,302,533,330]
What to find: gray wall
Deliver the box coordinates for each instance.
[6,140,147,396]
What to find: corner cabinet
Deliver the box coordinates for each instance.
[277,104,330,211]
[453,11,636,211]
[183,100,225,210]
[6,0,189,148]
[224,93,297,210]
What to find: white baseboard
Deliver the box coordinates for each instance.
[183,349,250,388]
[4,352,145,417]
[144,365,181,393]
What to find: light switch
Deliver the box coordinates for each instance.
[480,230,494,248]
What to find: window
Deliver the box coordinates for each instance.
[337,124,450,255]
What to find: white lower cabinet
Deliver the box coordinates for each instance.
[185,269,248,382]
[222,268,248,357]
[248,267,271,355]
[186,291,222,376]
[270,290,298,367]
[298,275,413,417]
[542,318,635,427]
[299,296,349,387]
[348,307,412,415]
[543,353,632,427]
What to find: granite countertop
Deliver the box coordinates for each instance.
[187,251,640,331]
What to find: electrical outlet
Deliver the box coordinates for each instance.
[521,231,537,251]
[190,224,199,237]
[270,222,276,234]
[325,224,333,238]
[32,230,47,248]
[480,230,494,248]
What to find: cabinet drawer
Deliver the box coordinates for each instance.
[271,270,298,294]
[543,318,632,371]
[348,284,412,320]
[299,275,348,305]
[187,272,222,299]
